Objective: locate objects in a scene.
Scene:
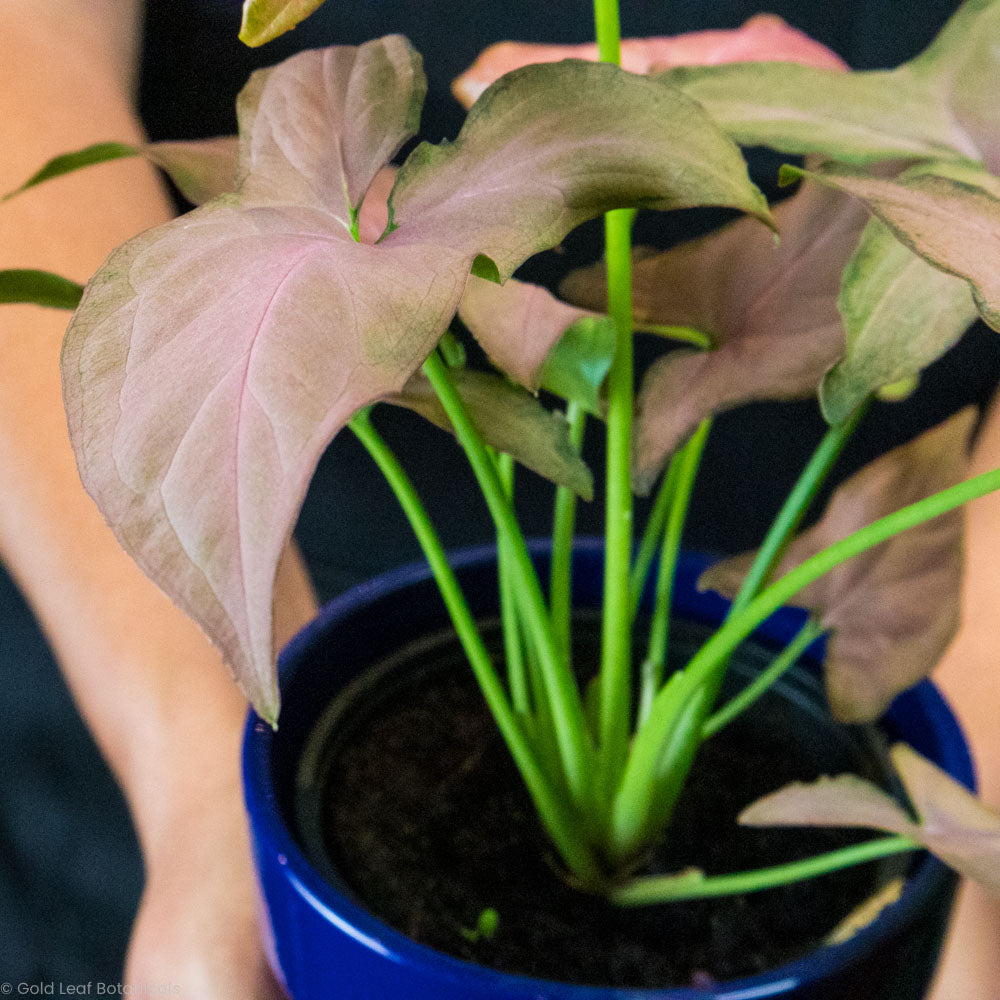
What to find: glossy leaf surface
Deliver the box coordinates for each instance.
[700,411,974,722]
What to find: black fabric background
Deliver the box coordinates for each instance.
[2,0,996,983]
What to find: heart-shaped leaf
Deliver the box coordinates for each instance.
[740,743,1000,897]
[0,269,83,309]
[789,160,1000,333]
[3,138,239,206]
[561,182,869,491]
[820,217,977,425]
[452,14,847,109]
[660,0,1000,167]
[699,410,974,722]
[239,0,327,47]
[458,275,615,411]
[386,371,593,499]
[63,39,768,722]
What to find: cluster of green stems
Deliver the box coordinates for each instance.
[348,0,1000,904]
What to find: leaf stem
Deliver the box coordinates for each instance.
[551,402,587,665]
[630,460,679,617]
[496,452,530,716]
[638,418,711,726]
[611,836,916,905]
[349,409,600,882]
[701,617,825,739]
[731,403,867,615]
[422,351,596,808]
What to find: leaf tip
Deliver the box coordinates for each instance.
[778,164,805,188]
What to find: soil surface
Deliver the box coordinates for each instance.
[309,619,904,989]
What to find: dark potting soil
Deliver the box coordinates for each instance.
[310,618,905,990]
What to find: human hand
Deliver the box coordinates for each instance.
[125,769,286,1000]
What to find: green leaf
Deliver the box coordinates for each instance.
[539,316,616,415]
[387,370,593,499]
[239,0,327,47]
[740,743,1000,897]
[821,218,977,425]
[0,269,83,309]
[3,138,240,207]
[792,160,1000,333]
[700,410,975,722]
[458,275,614,409]
[3,143,139,201]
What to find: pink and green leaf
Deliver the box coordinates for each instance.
[740,743,1000,896]
[789,160,1000,333]
[386,371,593,499]
[458,275,615,410]
[820,217,977,425]
[452,14,847,109]
[660,0,1000,167]
[62,39,768,721]
[699,411,975,722]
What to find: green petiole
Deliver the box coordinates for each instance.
[611,836,916,905]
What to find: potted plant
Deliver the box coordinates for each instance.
[3,0,1000,995]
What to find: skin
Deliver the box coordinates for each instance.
[0,3,316,996]
[0,2,995,997]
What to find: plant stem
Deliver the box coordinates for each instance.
[638,419,710,726]
[422,351,595,808]
[701,617,825,739]
[496,452,530,715]
[350,409,600,882]
[551,402,587,665]
[596,207,636,802]
[614,462,1000,858]
[611,836,916,905]
[731,403,867,615]
[630,460,679,617]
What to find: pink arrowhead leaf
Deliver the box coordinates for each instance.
[740,743,1000,897]
[63,39,768,722]
[561,182,869,492]
[790,160,1000,333]
[239,0,327,47]
[458,275,613,398]
[386,370,593,500]
[659,0,1000,166]
[891,744,1000,895]
[452,14,847,109]
[699,410,975,722]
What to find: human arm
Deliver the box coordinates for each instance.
[0,2,317,994]
[927,392,1000,999]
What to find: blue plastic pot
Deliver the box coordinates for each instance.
[243,540,972,1000]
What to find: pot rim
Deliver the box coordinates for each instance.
[243,538,974,999]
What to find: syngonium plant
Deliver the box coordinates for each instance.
[4,0,1000,908]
